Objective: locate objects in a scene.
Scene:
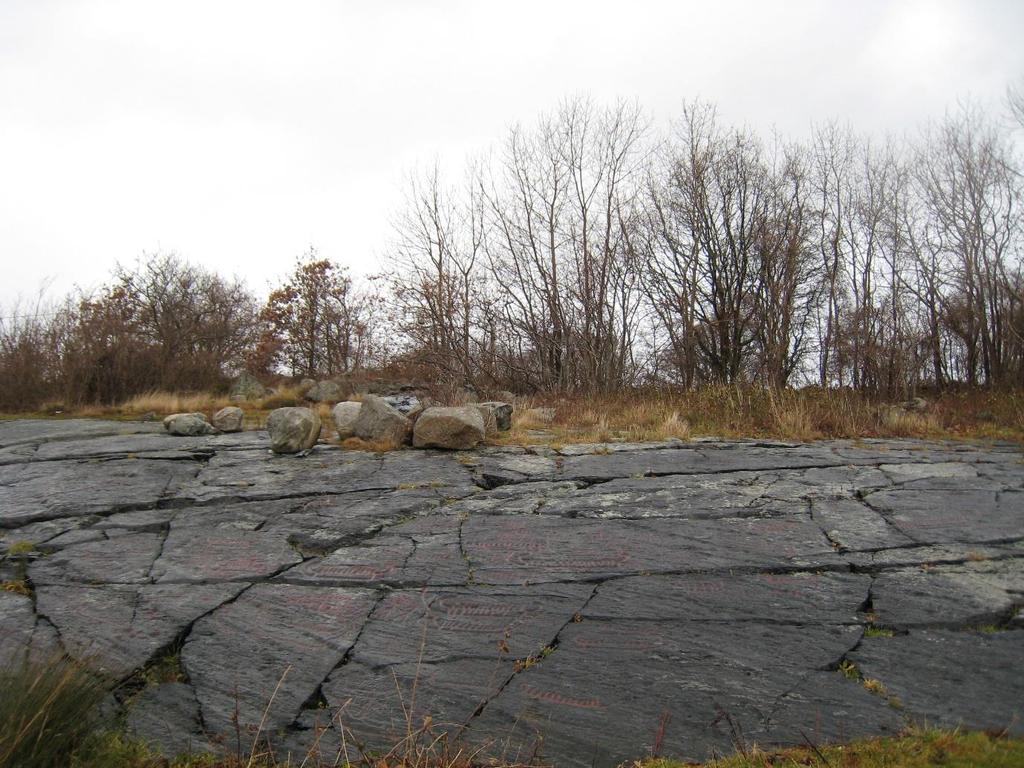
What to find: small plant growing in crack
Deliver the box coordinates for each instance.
[6,541,37,557]
[514,645,555,672]
[862,677,887,695]
[975,624,1004,634]
[1,579,32,597]
[864,626,895,638]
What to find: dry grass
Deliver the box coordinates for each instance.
[340,436,403,453]
[6,385,1024,447]
[0,653,110,768]
[491,386,1024,446]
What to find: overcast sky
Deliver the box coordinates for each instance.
[1,0,1022,308]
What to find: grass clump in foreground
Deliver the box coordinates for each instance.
[0,653,109,768]
[642,729,1024,767]
[38,727,1024,768]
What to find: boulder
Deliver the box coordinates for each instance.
[413,406,486,450]
[211,406,244,433]
[163,413,216,437]
[229,373,269,402]
[352,395,411,445]
[331,401,362,440]
[474,405,498,436]
[305,380,344,403]
[900,397,929,412]
[479,401,514,432]
[381,394,420,415]
[266,407,322,454]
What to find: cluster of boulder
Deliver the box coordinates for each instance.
[163,407,244,436]
[163,390,514,456]
[332,395,513,452]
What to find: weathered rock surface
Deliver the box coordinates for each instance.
[182,584,377,735]
[211,406,244,433]
[163,412,216,436]
[352,394,411,445]
[126,682,214,757]
[849,631,1023,733]
[331,400,361,440]
[413,406,486,449]
[266,406,321,454]
[0,419,1021,766]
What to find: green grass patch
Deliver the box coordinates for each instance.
[643,729,1024,767]
[864,625,895,638]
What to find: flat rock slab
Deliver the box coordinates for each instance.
[849,631,1024,733]
[0,419,1021,766]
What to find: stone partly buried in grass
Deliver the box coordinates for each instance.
[413,405,486,449]
[266,406,322,454]
[162,412,216,436]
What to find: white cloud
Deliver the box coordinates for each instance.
[1,0,1021,306]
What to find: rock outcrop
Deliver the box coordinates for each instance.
[305,380,344,403]
[229,373,269,402]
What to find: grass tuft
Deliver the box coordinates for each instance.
[864,626,895,638]
[641,728,1024,767]
[1,580,32,596]
[0,654,110,768]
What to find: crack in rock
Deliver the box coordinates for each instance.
[1,420,1022,766]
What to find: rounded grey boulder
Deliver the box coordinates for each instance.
[266,407,322,454]
[413,406,486,449]
[212,406,244,433]
[352,395,411,445]
[331,401,362,440]
[163,413,216,436]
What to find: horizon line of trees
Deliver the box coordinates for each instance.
[2,92,1023,411]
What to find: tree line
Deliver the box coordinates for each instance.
[1,94,1022,410]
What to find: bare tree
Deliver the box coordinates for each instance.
[914,104,1022,386]
[482,97,648,391]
